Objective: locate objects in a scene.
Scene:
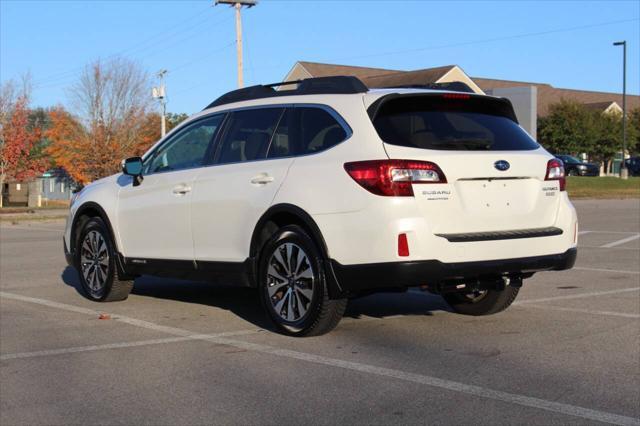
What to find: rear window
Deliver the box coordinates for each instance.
[217,108,284,164]
[297,107,347,154]
[371,95,539,151]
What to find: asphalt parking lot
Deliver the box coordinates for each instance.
[1,199,639,426]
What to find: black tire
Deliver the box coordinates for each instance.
[75,217,133,302]
[442,286,520,316]
[258,225,347,337]
[568,169,578,176]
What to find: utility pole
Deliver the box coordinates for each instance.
[613,41,627,179]
[215,0,257,88]
[152,69,168,137]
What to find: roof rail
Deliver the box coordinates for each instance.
[376,81,476,94]
[204,76,368,110]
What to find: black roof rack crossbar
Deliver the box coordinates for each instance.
[375,81,476,94]
[204,76,368,110]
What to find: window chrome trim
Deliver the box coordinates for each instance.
[142,113,226,176]
[199,103,353,169]
[211,106,287,166]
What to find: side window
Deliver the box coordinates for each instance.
[217,108,284,165]
[145,115,223,174]
[297,107,347,155]
[267,109,292,159]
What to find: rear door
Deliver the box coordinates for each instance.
[191,107,294,262]
[371,94,559,234]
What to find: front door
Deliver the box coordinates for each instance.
[117,114,224,260]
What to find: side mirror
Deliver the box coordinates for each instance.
[122,157,144,186]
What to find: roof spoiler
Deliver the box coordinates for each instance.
[204,76,368,110]
[374,81,476,93]
[366,92,519,124]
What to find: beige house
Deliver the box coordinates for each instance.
[282,61,639,139]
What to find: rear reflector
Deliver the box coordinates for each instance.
[545,159,566,191]
[398,233,409,257]
[344,160,447,196]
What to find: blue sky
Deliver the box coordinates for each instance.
[1,0,639,115]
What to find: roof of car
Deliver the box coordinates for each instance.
[201,76,480,112]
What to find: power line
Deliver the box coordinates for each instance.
[327,18,640,62]
[245,17,640,74]
[31,5,224,88]
[33,13,235,91]
[171,41,236,74]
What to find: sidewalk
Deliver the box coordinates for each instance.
[0,208,68,223]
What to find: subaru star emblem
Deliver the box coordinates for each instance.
[494,160,510,171]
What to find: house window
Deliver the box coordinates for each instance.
[16,183,21,191]
[49,179,54,193]
[60,181,65,193]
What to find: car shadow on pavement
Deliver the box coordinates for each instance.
[61,267,451,330]
[345,291,452,319]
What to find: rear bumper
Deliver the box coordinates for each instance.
[330,248,577,295]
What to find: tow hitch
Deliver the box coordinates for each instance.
[427,275,523,294]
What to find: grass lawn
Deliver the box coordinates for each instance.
[566,176,640,199]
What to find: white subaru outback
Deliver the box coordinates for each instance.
[64,76,577,336]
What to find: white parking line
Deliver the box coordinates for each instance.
[515,287,640,305]
[1,291,638,426]
[578,231,592,236]
[521,304,640,319]
[0,330,258,361]
[581,231,640,235]
[0,291,256,338]
[0,225,63,232]
[601,234,640,248]
[573,267,640,274]
[578,246,639,251]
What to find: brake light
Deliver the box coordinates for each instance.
[344,160,447,196]
[442,93,470,100]
[545,159,566,191]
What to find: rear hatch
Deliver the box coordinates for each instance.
[369,92,561,235]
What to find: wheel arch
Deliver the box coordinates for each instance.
[71,202,119,255]
[250,204,328,259]
[249,203,344,298]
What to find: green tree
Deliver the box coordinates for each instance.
[627,108,640,155]
[166,112,189,132]
[538,100,598,155]
[591,112,621,171]
[28,107,54,169]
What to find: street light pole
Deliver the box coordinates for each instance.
[215,0,258,88]
[613,41,627,179]
[152,70,168,137]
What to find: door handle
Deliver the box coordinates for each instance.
[250,174,275,185]
[172,184,192,195]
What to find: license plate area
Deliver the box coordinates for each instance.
[455,178,534,214]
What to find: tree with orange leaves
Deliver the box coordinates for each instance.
[46,57,160,184]
[0,83,47,207]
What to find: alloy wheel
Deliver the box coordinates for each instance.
[266,243,315,322]
[80,230,110,297]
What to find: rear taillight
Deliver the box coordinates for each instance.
[545,159,566,191]
[344,160,447,196]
